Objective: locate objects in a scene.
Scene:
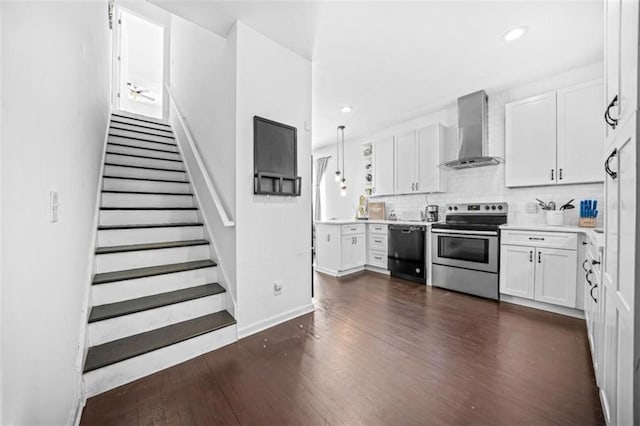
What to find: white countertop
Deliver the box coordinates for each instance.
[500,224,604,248]
[315,219,438,226]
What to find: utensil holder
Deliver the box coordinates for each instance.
[546,211,564,226]
[579,217,597,228]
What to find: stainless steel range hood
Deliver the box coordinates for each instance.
[441,90,502,169]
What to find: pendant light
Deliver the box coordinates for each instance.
[338,125,347,196]
[334,126,342,182]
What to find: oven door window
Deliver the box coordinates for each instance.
[437,235,489,264]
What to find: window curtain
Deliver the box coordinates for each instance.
[314,156,331,221]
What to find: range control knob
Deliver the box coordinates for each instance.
[485,205,490,210]
[498,205,504,210]
[454,206,458,211]
[448,206,453,211]
[491,205,497,210]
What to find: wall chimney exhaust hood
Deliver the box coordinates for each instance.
[441,90,502,169]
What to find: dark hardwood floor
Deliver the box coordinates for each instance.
[81,271,604,425]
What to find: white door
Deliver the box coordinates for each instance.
[533,248,577,308]
[556,80,604,184]
[417,124,444,193]
[340,235,355,270]
[394,131,418,194]
[372,137,395,196]
[601,119,636,426]
[116,9,164,119]
[618,0,639,127]
[499,245,535,299]
[352,235,366,267]
[505,92,558,187]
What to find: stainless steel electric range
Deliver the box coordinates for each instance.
[431,202,508,300]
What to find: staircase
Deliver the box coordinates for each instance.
[83,112,236,397]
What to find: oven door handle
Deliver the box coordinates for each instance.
[431,229,498,237]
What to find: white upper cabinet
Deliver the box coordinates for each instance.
[505,92,557,187]
[506,80,605,187]
[417,124,445,193]
[392,124,445,195]
[372,137,394,196]
[556,79,604,184]
[394,130,419,194]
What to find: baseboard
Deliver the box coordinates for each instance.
[237,303,315,339]
[500,294,585,319]
[364,265,390,275]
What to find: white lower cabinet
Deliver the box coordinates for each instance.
[500,231,578,308]
[315,223,365,276]
[366,224,388,271]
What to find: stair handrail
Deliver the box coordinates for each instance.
[165,84,235,227]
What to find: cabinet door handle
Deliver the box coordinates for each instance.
[528,237,545,241]
[529,251,533,262]
[582,259,591,272]
[586,269,593,286]
[416,182,419,191]
[550,169,554,181]
[538,251,542,263]
[559,168,563,180]
[327,234,330,242]
[411,183,415,191]
[590,284,598,303]
[605,148,618,180]
[374,239,382,243]
[591,259,601,266]
[604,95,619,129]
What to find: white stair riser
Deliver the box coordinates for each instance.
[101,192,194,208]
[104,164,187,182]
[110,122,174,137]
[107,144,182,161]
[110,128,175,144]
[92,266,218,305]
[105,153,184,171]
[99,209,198,226]
[89,293,225,346]
[95,244,210,273]
[108,135,178,153]
[98,226,204,246]
[83,324,236,397]
[103,178,191,194]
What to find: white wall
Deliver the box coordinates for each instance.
[315,62,604,227]
[169,14,238,302]
[235,23,313,336]
[1,2,111,424]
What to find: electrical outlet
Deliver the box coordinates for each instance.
[50,190,60,223]
[273,281,283,296]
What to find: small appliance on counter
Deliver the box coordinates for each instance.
[356,195,367,219]
[431,202,508,300]
[425,205,439,222]
[368,202,386,220]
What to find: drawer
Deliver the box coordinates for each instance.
[368,234,388,251]
[501,230,577,250]
[341,223,365,235]
[368,250,388,269]
[368,223,388,234]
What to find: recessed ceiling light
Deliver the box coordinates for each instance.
[341,105,353,113]
[502,26,529,42]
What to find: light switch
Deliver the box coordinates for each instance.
[50,190,59,223]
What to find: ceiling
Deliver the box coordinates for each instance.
[152,1,603,148]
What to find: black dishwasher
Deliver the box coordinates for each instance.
[388,224,426,284]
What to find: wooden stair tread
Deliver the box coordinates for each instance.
[101,190,192,196]
[110,119,174,134]
[93,259,217,285]
[107,142,180,155]
[89,283,226,323]
[109,126,175,139]
[96,239,209,254]
[100,207,197,211]
[112,113,171,128]
[106,152,183,163]
[98,222,203,230]
[102,175,188,184]
[108,134,177,147]
[104,162,184,173]
[83,310,235,372]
